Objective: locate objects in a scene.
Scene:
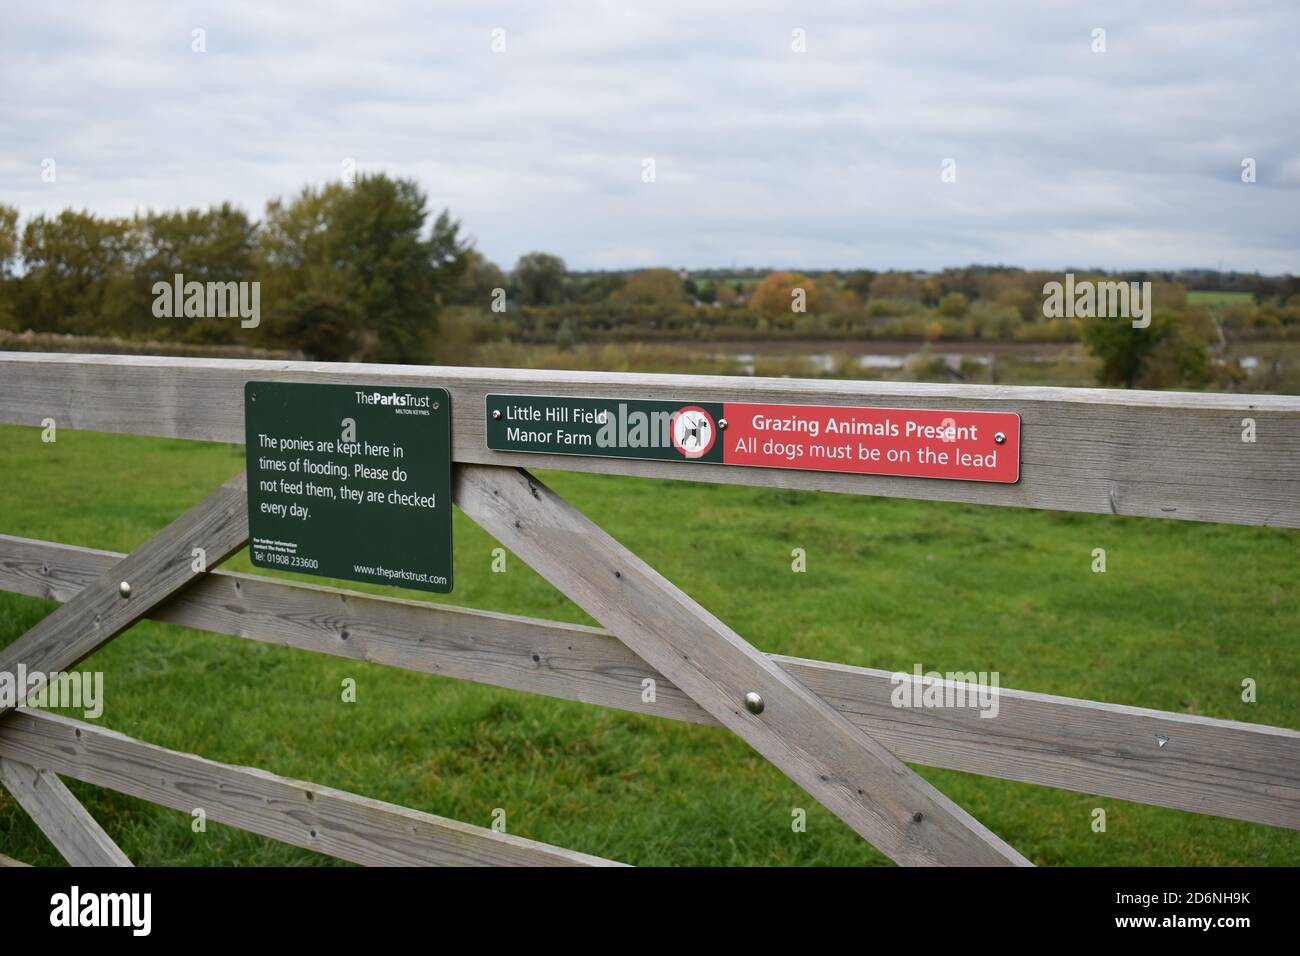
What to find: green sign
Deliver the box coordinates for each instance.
[486,394,724,464]
[245,381,453,593]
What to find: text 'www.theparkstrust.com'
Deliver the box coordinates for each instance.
[353,563,448,586]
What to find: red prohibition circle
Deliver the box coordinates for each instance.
[670,405,717,458]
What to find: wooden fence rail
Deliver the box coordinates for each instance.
[0,351,1297,867]
[0,710,619,867]
[2,534,1296,830]
[2,352,1297,526]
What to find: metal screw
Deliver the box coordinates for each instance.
[718,418,729,430]
[433,402,440,410]
[492,409,502,420]
[744,692,764,715]
[994,432,1006,444]
[119,581,131,599]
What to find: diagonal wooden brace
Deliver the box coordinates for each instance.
[0,472,247,863]
[454,464,1031,866]
[0,756,131,866]
[0,473,249,719]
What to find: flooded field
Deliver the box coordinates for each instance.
[463,336,1300,392]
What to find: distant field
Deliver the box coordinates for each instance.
[1188,290,1255,305]
[2,424,1297,866]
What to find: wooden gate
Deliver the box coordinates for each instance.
[1,352,1297,867]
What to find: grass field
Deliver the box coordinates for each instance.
[1,423,1297,866]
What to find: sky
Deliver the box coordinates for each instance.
[2,0,1298,273]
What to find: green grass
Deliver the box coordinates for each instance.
[1,424,1297,866]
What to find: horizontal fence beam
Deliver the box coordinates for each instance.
[0,708,622,867]
[2,352,1298,527]
[4,533,1296,830]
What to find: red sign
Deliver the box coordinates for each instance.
[720,403,1020,483]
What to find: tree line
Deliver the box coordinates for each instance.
[0,175,467,363]
[3,175,1299,389]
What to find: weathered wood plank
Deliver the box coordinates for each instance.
[0,474,248,718]
[0,710,621,867]
[0,535,699,718]
[0,756,132,866]
[4,533,1296,829]
[0,851,31,866]
[455,464,1031,866]
[1,352,1297,527]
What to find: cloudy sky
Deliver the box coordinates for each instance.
[2,0,1297,272]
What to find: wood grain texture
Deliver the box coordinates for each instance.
[455,464,1030,866]
[0,474,248,719]
[2,352,1298,526]
[0,851,32,866]
[0,709,622,867]
[0,756,132,866]
[2,534,1298,829]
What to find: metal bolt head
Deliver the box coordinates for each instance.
[994,432,1006,444]
[744,691,764,715]
[492,409,502,420]
[118,581,131,599]
[718,418,729,430]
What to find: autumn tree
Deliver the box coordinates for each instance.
[613,268,683,308]
[751,272,820,319]
[938,291,969,317]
